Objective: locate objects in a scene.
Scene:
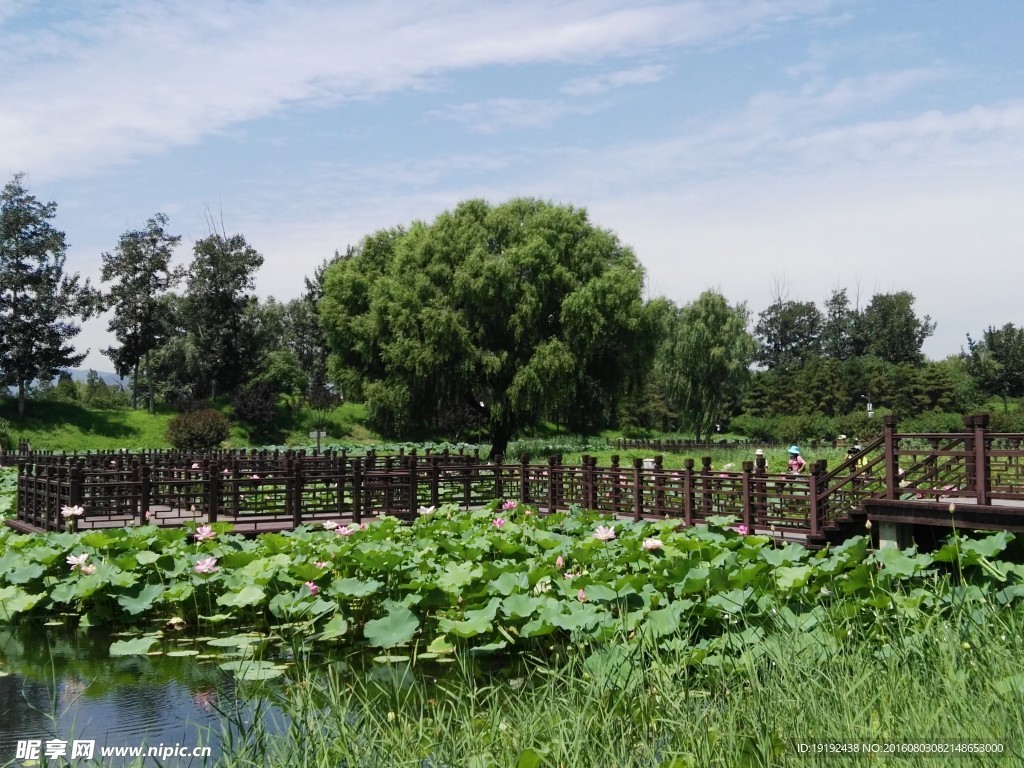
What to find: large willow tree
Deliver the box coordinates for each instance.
[657,291,755,442]
[320,198,655,460]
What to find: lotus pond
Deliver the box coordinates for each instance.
[3,494,1024,765]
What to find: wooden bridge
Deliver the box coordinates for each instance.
[6,415,1024,548]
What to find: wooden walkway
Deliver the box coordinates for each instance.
[6,414,1024,547]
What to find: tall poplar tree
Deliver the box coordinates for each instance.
[182,231,264,399]
[0,174,99,415]
[100,213,183,410]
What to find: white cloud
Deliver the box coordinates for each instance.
[426,98,597,134]
[0,0,838,179]
[561,63,668,96]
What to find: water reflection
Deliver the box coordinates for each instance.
[0,624,276,765]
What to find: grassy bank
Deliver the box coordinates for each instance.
[0,398,377,452]
[214,605,1024,767]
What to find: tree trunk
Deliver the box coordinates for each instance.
[132,360,139,410]
[487,420,514,463]
[17,381,25,416]
[145,351,154,413]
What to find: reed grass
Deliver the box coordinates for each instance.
[209,600,1024,768]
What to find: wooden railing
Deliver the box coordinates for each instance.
[10,415,1024,538]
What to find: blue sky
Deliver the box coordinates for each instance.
[2,0,1022,371]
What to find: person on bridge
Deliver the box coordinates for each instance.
[787,446,807,474]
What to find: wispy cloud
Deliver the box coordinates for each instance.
[561,64,668,96]
[0,0,839,179]
[426,98,597,134]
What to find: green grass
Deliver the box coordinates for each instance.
[210,604,1024,768]
[0,398,176,451]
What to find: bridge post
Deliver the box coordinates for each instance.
[351,458,363,524]
[683,459,694,525]
[547,455,558,514]
[808,461,823,537]
[969,413,991,505]
[519,454,530,504]
[741,461,754,531]
[632,458,644,521]
[878,521,913,550]
[883,415,899,499]
[430,455,441,509]
[610,455,622,514]
[653,455,665,516]
[582,455,597,510]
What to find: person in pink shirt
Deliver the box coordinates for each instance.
[787,446,807,474]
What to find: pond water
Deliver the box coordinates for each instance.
[0,623,493,767]
[0,624,280,767]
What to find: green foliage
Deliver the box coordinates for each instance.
[964,323,1024,410]
[100,212,183,410]
[251,349,307,396]
[174,231,264,400]
[745,356,977,422]
[320,198,655,460]
[657,291,755,442]
[232,381,281,442]
[989,409,1024,432]
[0,173,101,415]
[753,297,822,369]
[860,291,936,365]
[165,408,231,451]
[2,502,1023,658]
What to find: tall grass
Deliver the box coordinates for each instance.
[210,602,1024,768]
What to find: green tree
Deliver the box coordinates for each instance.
[100,212,183,411]
[753,298,822,369]
[181,231,264,399]
[0,174,100,415]
[820,287,860,361]
[657,291,755,441]
[964,323,1024,410]
[291,256,339,394]
[861,291,935,365]
[320,198,654,460]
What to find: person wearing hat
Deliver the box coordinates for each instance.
[787,445,807,474]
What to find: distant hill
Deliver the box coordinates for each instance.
[65,369,125,386]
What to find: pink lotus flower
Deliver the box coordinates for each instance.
[735,525,749,536]
[337,524,358,536]
[492,517,506,529]
[250,474,260,480]
[221,468,231,475]
[66,553,89,570]
[145,509,155,522]
[359,523,368,531]
[593,525,616,541]
[61,505,85,518]
[501,500,517,510]
[314,560,330,569]
[304,581,319,595]
[576,589,587,602]
[641,537,664,551]
[322,520,340,530]
[80,563,96,576]
[191,463,202,470]
[555,555,565,568]
[563,572,576,580]
[194,524,216,541]
[194,556,219,574]
[192,689,218,711]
